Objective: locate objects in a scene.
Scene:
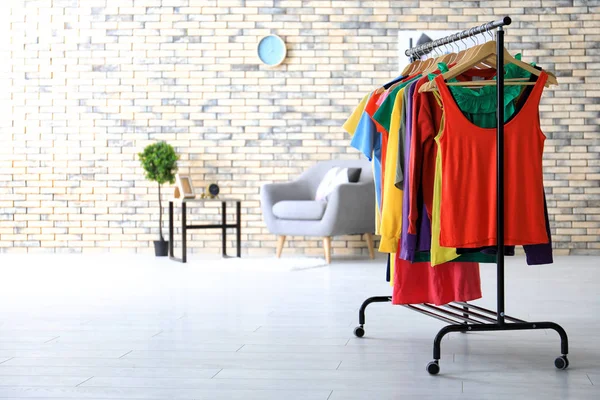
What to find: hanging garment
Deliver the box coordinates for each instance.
[392,242,482,305]
[425,64,551,264]
[400,80,430,261]
[406,66,497,237]
[407,75,445,237]
[448,64,553,265]
[373,74,421,134]
[350,92,383,234]
[402,70,502,264]
[429,112,497,266]
[434,71,550,248]
[378,87,406,253]
[374,76,422,253]
[435,54,532,128]
[342,94,369,136]
[430,113,461,266]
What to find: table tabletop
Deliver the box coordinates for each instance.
[170,197,241,203]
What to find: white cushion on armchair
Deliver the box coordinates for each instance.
[272,200,327,221]
[315,167,349,201]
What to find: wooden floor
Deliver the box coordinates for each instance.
[0,253,598,399]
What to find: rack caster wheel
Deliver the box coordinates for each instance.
[426,360,440,375]
[554,355,569,370]
[353,326,365,338]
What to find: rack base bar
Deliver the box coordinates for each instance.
[354,296,569,374]
[353,296,391,338]
[404,305,463,325]
[432,321,569,360]
[442,304,498,324]
[453,301,527,323]
[355,297,530,333]
[418,304,487,325]
[357,296,391,326]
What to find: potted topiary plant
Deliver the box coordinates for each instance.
[139,142,179,257]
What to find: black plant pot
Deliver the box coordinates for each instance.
[154,240,169,257]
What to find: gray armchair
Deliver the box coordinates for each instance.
[260,159,375,263]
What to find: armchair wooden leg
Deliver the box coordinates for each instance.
[365,233,375,259]
[276,235,286,258]
[323,236,332,264]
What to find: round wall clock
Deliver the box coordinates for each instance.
[201,183,220,199]
[257,34,287,67]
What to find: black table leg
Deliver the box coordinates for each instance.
[182,202,187,263]
[236,201,241,258]
[222,201,227,257]
[169,201,174,258]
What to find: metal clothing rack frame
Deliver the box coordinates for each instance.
[353,17,570,375]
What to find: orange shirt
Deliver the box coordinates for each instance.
[434,72,550,248]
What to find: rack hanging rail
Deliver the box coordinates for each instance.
[354,16,570,375]
[404,16,512,59]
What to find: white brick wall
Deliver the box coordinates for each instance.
[1,1,599,255]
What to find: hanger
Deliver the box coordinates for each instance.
[446,35,461,64]
[424,30,492,82]
[419,25,559,93]
[411,45,432,74]
[422,40,455,76]
[468,30,495,69]
[383,74,406,89]
[401,56,418,77]
[401,43,427,76]
[449,29,481,70]
[410,44,433,75]
[477,29,498,68]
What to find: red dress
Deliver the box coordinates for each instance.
[392,241,481,305]
[434,72,549,248]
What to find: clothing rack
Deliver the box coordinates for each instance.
[353,17,570,375]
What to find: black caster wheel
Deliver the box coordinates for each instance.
[353,326,365,338]
[426,360,440,375]
[554,355,569,370]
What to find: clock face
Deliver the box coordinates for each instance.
[257,35,286,67]
[208,183,219,196]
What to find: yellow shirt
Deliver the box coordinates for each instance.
[375,188,381,235]
[431,113,460,266]
[342,94,369,136]
[378,88,405,253]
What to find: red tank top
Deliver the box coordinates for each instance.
[435,71,549,248]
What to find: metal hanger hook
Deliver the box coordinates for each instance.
[453,33,460,51]
[469,28,477,47]
[460,33,468,51]
[486,22,494,41]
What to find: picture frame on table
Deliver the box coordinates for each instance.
[174,174,196,199]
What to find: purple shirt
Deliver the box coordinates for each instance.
[400,81,432,261]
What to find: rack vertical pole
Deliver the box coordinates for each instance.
[496,27,505,325]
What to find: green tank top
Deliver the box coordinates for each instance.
[428,54,532,128]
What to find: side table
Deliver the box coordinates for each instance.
[168,198,241,263]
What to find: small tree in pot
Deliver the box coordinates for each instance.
[139,142,179,256]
